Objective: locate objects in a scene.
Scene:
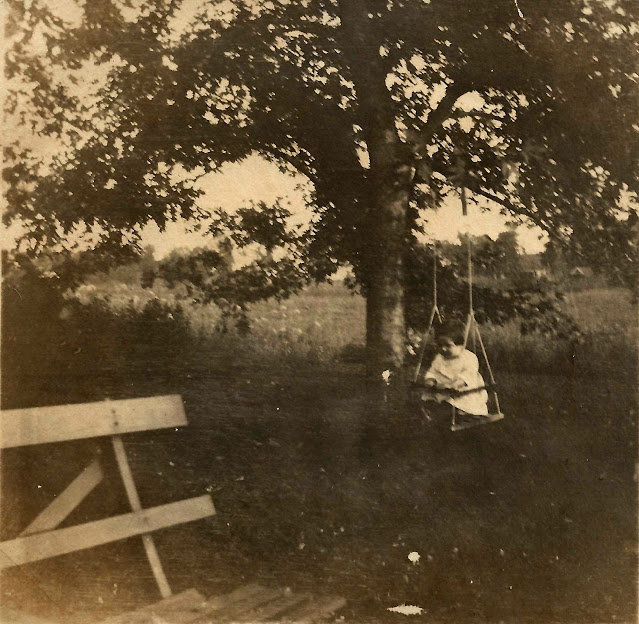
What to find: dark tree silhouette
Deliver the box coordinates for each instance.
[5,0,638,384]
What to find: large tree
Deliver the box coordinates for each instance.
[5,0,638,382]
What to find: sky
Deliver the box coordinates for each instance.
[142,154,548,258]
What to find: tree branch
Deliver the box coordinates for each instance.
[469,186,585,259]
[262,145,319,184]
[428,155,584,257]
[449,109,505,123]
[408,82,470,157]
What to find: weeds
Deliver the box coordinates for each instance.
[2,280,636,623]
[56,273,638,379]
[185,283,636,379]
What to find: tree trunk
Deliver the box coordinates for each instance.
[334,0,428,394]
[363,163,413,389]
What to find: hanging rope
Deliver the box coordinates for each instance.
[413,242,442,382]
[474,326,502,414]
[467,236,473,317]
[462,235,474,348]
[413,177,504,430]
[452,183,505,429]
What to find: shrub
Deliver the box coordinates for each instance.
[2,257,194,409]
[404,243,579,338]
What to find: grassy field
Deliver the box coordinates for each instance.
[564,287,638,335]
[187,282,366,364]
[185,282,637,379]
[2,283,637,623]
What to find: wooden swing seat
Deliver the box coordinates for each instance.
[450,411,505,432]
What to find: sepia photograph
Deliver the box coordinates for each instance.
[1,1,638,623]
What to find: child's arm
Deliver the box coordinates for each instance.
[422,355,443,387]
[422,355,452,389]
[453,351,481,389]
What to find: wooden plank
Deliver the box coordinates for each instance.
[146,590,209,624]
[20,458,104,536]
[112,435,172,598]
[0,607,62,624]
[180,584,266,623]
[101,586,285,624]
[189,586,281,624]
[232,592,311,622]
[283,596,347,623]
[0,395,187,449]
[0,495,215,570]
[99,589,206,624]
[213,587,283,623]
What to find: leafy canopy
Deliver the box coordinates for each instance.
[5,0,638,284]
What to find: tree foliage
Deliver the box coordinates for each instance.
[7,0,638,255]
[146,199,312,329]
[542,210,639,292]
[5,0,638,375]
[436,230,524,280]
[404,242,579,338]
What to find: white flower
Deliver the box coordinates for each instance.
[381,369,392,384]
[408,551,420,565]
[388,605,424,616]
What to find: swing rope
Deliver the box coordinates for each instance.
[413,242,442,382]
[475,323,502,414]
[460,185,478,352]
[461,219,497,388]
[454,186,504,427]
[462,235,475,350]
[413,181,504,430]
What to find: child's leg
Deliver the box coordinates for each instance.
[419,388,444,404]
[418,389,437,421]
[420,400,434,421]
[419,397,451,424]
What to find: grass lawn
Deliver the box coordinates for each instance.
[1,285,637,623]
[563,288,638,336]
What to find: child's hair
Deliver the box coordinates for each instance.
[435,320,467,346]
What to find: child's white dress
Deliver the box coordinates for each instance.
[423,350,488,415]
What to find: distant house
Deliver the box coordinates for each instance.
[520,253,549,278]
[569,266,594,278]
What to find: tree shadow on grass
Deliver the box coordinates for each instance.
[2,322,636,623]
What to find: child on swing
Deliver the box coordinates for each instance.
[419,320,488,418]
